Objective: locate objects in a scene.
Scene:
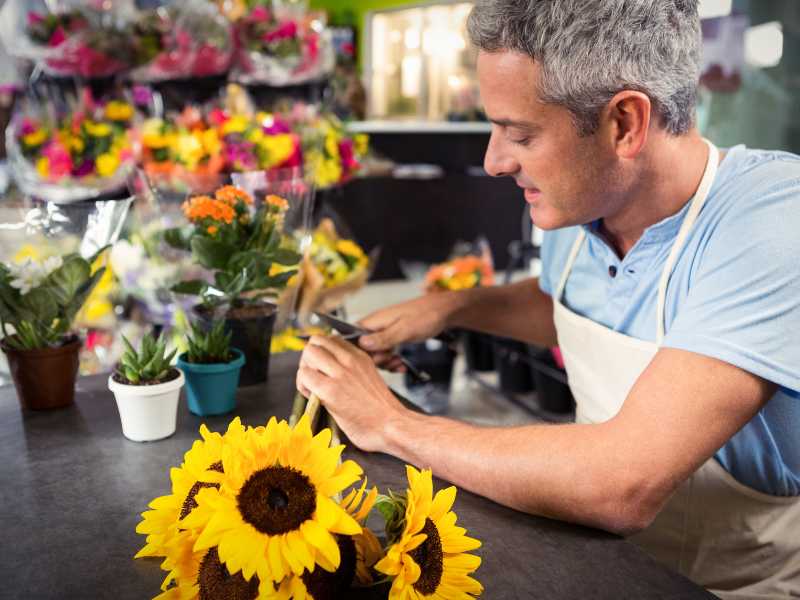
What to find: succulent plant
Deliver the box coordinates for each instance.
[117,333,177,385]
[185,320,233,364]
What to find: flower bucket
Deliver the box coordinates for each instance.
[195,304,277,387]
[1,335,81,410]
[494,338,534,394]
[177,349,245,416]
[461,330,496,372]
[108,370,185,442]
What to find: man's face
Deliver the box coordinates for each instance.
[477,50,621,230]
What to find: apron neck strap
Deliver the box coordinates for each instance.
[655,139,719,343]
[554,139,721,344]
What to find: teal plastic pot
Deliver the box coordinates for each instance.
[177,349,245,416]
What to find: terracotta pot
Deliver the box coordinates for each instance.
[1,336,81,410]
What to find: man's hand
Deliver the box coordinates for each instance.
[296,335,410,453]
[356,292,462,370]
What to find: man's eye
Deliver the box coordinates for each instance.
[511,137,530,146]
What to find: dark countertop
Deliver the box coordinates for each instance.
[0,353,715,599]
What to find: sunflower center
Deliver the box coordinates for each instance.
[197,547,259,600]
[180,461,224,520]
[301,535,357,600]
[410,518,444,595]
[237,466,316,535]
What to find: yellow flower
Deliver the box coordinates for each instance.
[36,157,49,179]
[105,100,134,122]
[247,127,265,144]
[13,244,43,263]
[354,134,369,156]
[135,420,246,563]
[324,133,340,158]
[259,134,295,168]
[181,414,364,586]
[263,479,380,599]
[221,115,248,136]
[269,262,295,277]
[200,129,221,156]
[96,153,120,177]
[335,239,366,261]
[69,135,85,153]
[84,120,112,138]
[175,132,204,169]
[22,127,48,147]
[375,466,483,599]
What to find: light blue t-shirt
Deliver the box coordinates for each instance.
[539,145,800,497]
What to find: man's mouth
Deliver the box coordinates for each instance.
[523,188,542,203]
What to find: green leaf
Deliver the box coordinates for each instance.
[192,236,236,270]
[272,248,301,265]
[46,255,90,306]
[163,228,192,251]
[171,280,208,296]
[63,267,106,325]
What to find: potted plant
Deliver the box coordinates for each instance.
[177,320,245,416]
[166,185,301,386]
[0,249,108,410]
[108,333,184,442]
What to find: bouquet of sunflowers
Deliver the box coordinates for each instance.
[295,218,372,319]
[7,92,137,202]
[135,414,483,599]
[232,1,334,86]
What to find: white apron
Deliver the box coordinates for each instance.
[552,140,800,598]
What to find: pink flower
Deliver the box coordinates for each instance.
[49,26,67,47]
[249,6,271,22]
[264,21,297,43]
[42,141,73,178]
[209,108,229,127]
[20,119,37,136]
[27,11,45,26]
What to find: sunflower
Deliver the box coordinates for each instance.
[135,419,247,561]
[153,532,261,600]
[262,478,381,600]
[182,414,364,587]
[375,466,483,600]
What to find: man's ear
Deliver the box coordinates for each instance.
[600,90,651,159]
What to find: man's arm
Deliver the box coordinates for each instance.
[358,278,558,353]
[298,339,775,536]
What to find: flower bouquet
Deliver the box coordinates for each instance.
[233,2,334,86]
[7,93,137,202]
[166,185,303,385]
[295,218,373,321]
[135,414,483,598]
[130,0,234,82]
[23,3,135,78]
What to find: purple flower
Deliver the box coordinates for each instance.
[72,159,95,177]
[132,85,153,107]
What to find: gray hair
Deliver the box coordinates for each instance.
[467,0,701,136]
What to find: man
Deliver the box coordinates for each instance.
[297,1,800,596]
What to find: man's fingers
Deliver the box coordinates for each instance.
[301,341,346,378]
[308,334,367,369]
[296,365,332,400]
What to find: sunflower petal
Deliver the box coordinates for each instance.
[430,486,457,521]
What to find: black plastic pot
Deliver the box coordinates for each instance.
[529,348,575,414]
[399,340,456,389]
[461,330,496,372]
[494,338,534,394]
[195,304,276,387]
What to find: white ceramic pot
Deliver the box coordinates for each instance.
[108,370,185,442]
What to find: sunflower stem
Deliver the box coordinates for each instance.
[305,393,321,429]
[289,391,307,426]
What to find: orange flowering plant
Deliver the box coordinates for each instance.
[164,185,301,310]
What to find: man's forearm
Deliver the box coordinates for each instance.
[446,278,557,347]
[384,410,654,535]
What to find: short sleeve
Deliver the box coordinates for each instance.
[663,178,800,393]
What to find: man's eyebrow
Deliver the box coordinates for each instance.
[489,118,540,131]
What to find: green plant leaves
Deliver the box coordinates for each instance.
[171,280,208,296]
[163,227,192,251]
[46,254,91,306]
[191,236,236,270]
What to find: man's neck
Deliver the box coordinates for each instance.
[599,132,712,258]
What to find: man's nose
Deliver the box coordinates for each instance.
[484,133,518,178]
